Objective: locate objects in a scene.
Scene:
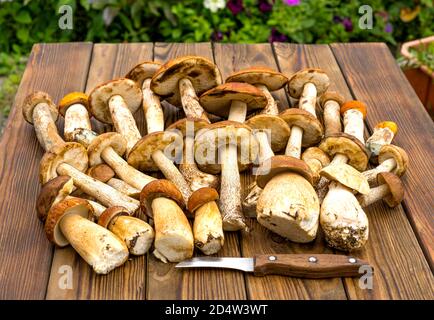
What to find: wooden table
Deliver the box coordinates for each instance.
[0,42,433,300]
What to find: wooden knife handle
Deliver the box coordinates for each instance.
[254,254,372,278]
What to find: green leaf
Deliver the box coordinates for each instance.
[17,29,29,43]
[14,11,32,24]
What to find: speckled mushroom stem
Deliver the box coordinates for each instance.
[142,78,164,133]
[285,126,303,159]
[32,103,65,151]
[107,178,140,198]
[357,184,390,207]
[71,128,98,148]
[108,95,142,153]
[64,103,92,141]
[228,100,248,123]
[365,126,395,157]
[323,99,342,136]
[56,163,140,214]
[179,78,210,123]
[362,158,397,184]
[257,84,279,115]
[299,83,317,116]
[343,109,365,144]
[193,201,224,255]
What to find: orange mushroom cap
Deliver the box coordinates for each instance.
[340,100,367,119]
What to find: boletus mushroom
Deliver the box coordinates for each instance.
[365,121,398,163]
[45,197,129,274]
[150,56,222,123]
[58,92,92,142]
[301,147,330,185]
[98,206,154,255]
[188,187,224,255]
[357,172,404,208]
[140,179,193,262]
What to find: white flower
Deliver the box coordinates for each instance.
[203,0,226,13]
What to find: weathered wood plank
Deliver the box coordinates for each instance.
[46,43,154,300]
[0,43,93,299]
[147,42,246,300]
[213,43,347,300]
[331,43,434,270]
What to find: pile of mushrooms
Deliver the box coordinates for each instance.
[23,56,409,275]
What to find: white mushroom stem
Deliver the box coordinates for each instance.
[323,100,342,135]
[59,214,128,274]
[108,95,142,153]
[299,83,317,116]
[366,127,395,157]
[56,163,140,214]
[357,184,390,207]
[151,149,192,204]
[32,103,64,151]
[142,78,164,133]
[64,104,92,141]
[107,178,140,198]
[255,131,274,164]
[343,109,365,144]
[362,158,397,184]
[228,100,247,123]
[71,128,98,148]
[316,153,349,201]
[257,84,278,115]
[285,125,303,159]
[179,78,210,123]
[193,201,224,255]
[220,143,245,231]
[65,196,107,219]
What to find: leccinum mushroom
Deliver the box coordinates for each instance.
[357,172,404,208]
[319,91,345,136]
[58,92,92,142]
[150,56,222,123]
[188,187,224,255]
[98,206,154,255]
[365,121,398,163]
[45,197,129,274]
[140,180,193,263]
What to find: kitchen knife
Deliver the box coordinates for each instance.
[176,254,372,278]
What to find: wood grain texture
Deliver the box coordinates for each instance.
[147,42,246,300]
[46,43,154,300]
[331,43,434,270]
[0,43,93,299]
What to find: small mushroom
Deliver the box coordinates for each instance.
[188,187,224,255]
[151,56,222,122]
[340,100,367,144]
[319,91,345,136]
[167,118,219,191]
[256,156,319,243]
[45,198,129,274]
[363,144,409,184]
[58,92,92,142]
[357,172,404,208]
[36,176,74,221]
[226,67,288,115]
[107,178,141,199]
[301,147,330,185]
[365,121,398,163]
[87,164,115,183]
[319,164,370,251]
[140,179,193,263]
[195,121,259,231]
[98,206,154,255]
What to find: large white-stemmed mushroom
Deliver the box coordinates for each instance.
[106,178,141,199]
[195,121,259,231]
[167,118,219,191]
[98,206,154,256]
[357,172,404,208]
[187,187,224,255]
[365,121,398,163]
[362,144,409,184]
[140,179,193,262]
[150,56,222,123]
[319,91,345,136]
[45,197,129,274]
[225,67,288,115]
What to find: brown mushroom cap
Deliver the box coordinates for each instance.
[320,164,370,194]
[98,206,129,229]
[88,78,142,124]
[340,100,367,119]
[319,132,369,171]
[245,114,290,152]
[87,164,115,183]
[87,132,127,167]
[22,91,58,124]
[36,176,74,221]
[256,155,313,188]
[378,145,409,176]
[225,67,288,91]
[194,120,259,174]
[319,91,345,108]
[187,187,219,213]
[377,172,404,207]
[127,130,182,172]
[151,56,222,106]
[45,197,94,247]
[279,108,324,147]
[58,92,89,116]
[288,68,330,99]
[199,82,268,118]
[125,61,162,87]
[301,147,330,167]
[166,117,208,136]
[39,142,89,184]
[140,179,185,218]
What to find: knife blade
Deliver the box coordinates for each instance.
[176,254,372,278]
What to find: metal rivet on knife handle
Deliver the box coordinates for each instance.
[348,257,357,264]
[268,255,277,261]
[308,256,317,263]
